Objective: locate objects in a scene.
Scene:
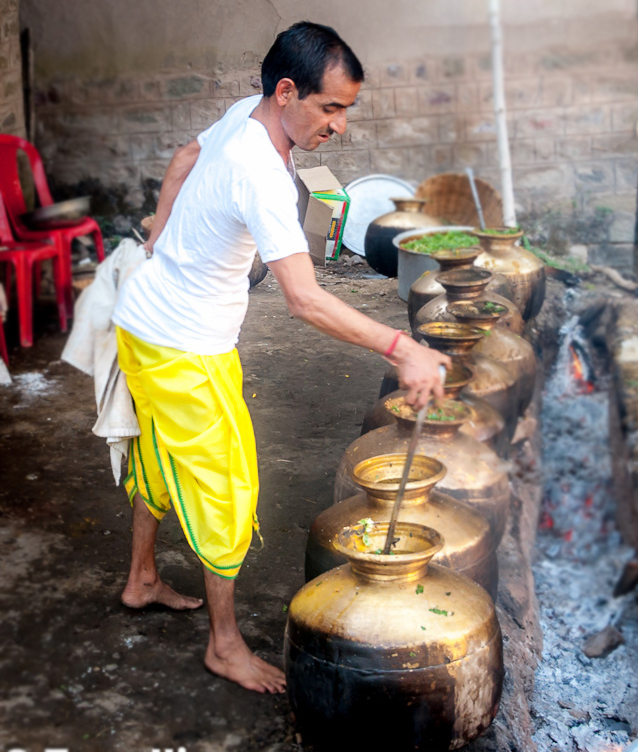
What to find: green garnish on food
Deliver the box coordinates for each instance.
[415,584,424,595]
[409,651,417,657]
[403,231,476,255]
[429,607,451,616]
[482,301,506,313]
[391,405,401,414]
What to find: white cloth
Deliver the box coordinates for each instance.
[62,239,147,483]
[112,95,309,355]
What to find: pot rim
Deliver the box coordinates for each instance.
[418,321,485,346]
[384,395,473,430]
[447,300,508,326]
[435,268,493,293]
[470,226,524,241]
[352,453,447,500]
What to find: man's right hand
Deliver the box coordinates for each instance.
[391,334,451,409]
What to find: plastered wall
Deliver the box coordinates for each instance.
[0,0,25,139]
[19,0,638,268]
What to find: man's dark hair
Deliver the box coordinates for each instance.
[262,21,364,99]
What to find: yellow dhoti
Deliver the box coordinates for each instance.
[116,327,260,579]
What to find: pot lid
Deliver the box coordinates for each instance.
[343,174,415,256]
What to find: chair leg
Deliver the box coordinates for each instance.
[34,260,42,300]
[0,319,8,366]
[51,254,68,334]
[58,236,74,319]
[93,228,106,263]
[15,256,34,348]
[4,264,11,309]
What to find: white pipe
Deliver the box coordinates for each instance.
[489,0,517,227]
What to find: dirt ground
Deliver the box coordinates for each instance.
[0,259,410,752]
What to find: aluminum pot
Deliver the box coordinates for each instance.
[306,453,499,599]
[471,227,545,320]
[287,521,504,752]
[393,225,473,302]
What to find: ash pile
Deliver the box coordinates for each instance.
[531,288,638,752]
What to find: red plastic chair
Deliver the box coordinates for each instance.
[0,190,67,348]
[0,134,105,317]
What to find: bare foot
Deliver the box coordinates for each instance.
[121,578,204,610]
[205,635,286,694]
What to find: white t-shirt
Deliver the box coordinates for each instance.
[112,95,309,355]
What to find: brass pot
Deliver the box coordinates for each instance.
[334,398,510,544]
[418,322,520,441]
[413,268,524,338]
[364,198,440,278]
[448,301,536,414]
[306,454,499,599]
[471,228,545,320]
[287,521,504,752]
[367,361,509,459]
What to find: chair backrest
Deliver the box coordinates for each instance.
[0,190,17,244]
[0,135,54,226]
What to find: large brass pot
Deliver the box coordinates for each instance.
[471,228,545,320]
[448,301,536,414]
[306,454,499,599]
[418,322,519,441]
[364,198,439,278]
[368,361,509,459]
[413,268,524,338]
[334,398,510,544]
[287,521,504,752]
[408,247,513,333]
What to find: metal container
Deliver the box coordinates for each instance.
[448,301,537,414]
[471,228,546,320]
[20,196,91,229]
[367,363,509,459]
[418,322,520,441]
[287,521,504,752]
[393,225,473,302]
[407,247,512,332]
[413,268,524,339]
[364,198,439,278]
[306,454,499,599]
[334,398,510,544]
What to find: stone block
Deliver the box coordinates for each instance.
[372,89,395,119]
[238,71,262,97]
[55,133,130,163]
[313,132,342,153]
[516,109,564,138]
[456,82,479,113]
[571,77,592,106]
[99,161,141,187]
[513,164,572,196]
[430,144,453,171]
[439,114,464,144]
[452,143,488,168]
[584,191,636,214]
[394,87,419,118]
[163,75,209,100]
[342,121,377,151]
[139,159,171,182]
[224,97,243,112]
[564,106,610,135]
[468,53,493,80]
[615,157,638,190]
[360,63,381,91]
[191,99,225,130]
[62,107,118,134]
[556,136,591,160]
[541,77,572,107]
[380,64,408,88]
[488,139,535,165]
[441,57,467,79]
[140,81,161,101]
[292,152,321,170]
[611,102,638,132]
[320,150,371,185]
[573,162,616,192]
[590,75,638,104]
[417,85,455,115]
[588,242,634,270]
[211,77,240,98]
[370,148,408,175]
[171,102,191,131]
[465,113,512,142]
[502,51,535,77]
[609,212,636,243]
[408,61,430,86]
[404,146,432,180]
[376,117,437,148]
[535,137,555,162]
[347,90,373,122]
[592,133,638,158]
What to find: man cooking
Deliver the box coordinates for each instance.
[112,21,450,695]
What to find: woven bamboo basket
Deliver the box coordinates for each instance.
[415,173,503,228]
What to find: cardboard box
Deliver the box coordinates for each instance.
[296,166,350,266]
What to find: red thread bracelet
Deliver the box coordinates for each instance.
[383,330,403,359]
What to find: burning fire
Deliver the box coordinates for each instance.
[569,345,594,394]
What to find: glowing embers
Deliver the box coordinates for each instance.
[569,343,594,394]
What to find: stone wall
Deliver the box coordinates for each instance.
[0,0,25,139]
[20,0,638,269]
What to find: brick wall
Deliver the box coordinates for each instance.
[29,9,638,270]
[0,0,25,139]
